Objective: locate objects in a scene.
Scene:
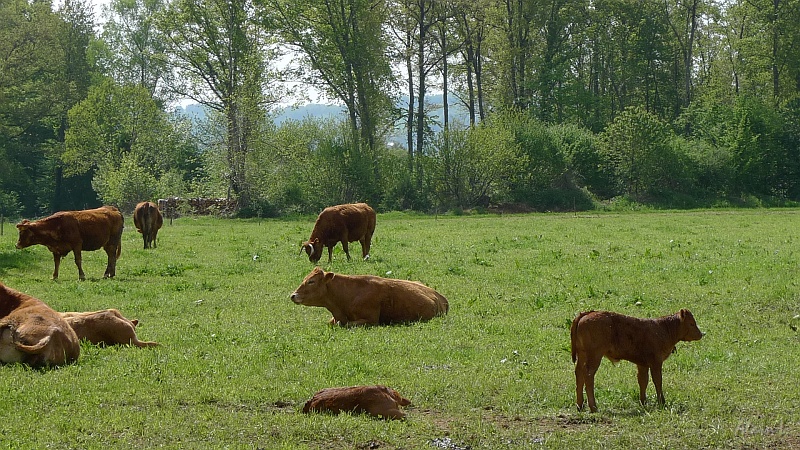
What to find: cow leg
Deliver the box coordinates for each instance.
[327,246,334,263]
[341,241,351,261]
[585,355,603,413]
[151,230,158,248]
[651,363,665,406]
[361,236,371,260]
[52,253,62,280]
[575,358,586,411]
[73,249,86,281]
[103,245,116,278]
[637,364,650,405]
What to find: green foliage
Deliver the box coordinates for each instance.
[600,107,685,199]
[1,211,800,447]
[92,152,157,211]
[427,120,524,210]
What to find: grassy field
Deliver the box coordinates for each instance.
[0,209,799,449]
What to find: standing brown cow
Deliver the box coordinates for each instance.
[16,206,124,280]
[0,283,80,367]
[571,309,704,412]
[290,267,449,326]
[133,201,163,249]
[301,203,376,263]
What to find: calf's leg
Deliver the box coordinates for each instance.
[52,253,62,280]
[341,241,351,260]
[637,364,650,405]
[103,245,117,278]
[585,355,603,413]
[651,363,666,406]
[575,359,586,410]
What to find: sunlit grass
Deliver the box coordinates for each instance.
[1,209,799,448]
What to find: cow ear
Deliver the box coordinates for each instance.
[678,309,688,319]
[324,272,335,282]
[16,220,29,229]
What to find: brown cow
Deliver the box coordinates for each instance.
[133,201,163,249]
[301,203,376,263]
[290,267,448,326]
[571,309,704,412]
[16,206,124,280]
[302,385,411,420]
[61,309,158,348]
[0,283,80,367]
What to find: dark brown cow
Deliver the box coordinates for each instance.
[301,203,376,263]
[133,201,163,249]
[0,283,80,367]
[16,206,124,280]
[302,385,411,420]
[571,309,704,412]
[61,309,158,348]
[290,267,448,326]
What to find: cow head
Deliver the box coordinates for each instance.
[290,267,333,306]
[15,220,35,249]
[301,238,323,263]
[678,309,704,341]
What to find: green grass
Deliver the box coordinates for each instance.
[1,210,799,449]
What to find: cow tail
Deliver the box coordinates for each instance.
[14,335,52,354]
[571,312,591,363]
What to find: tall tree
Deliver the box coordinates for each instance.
[160,0,272,208]
[100,0,172,102]
[263,0,395,201]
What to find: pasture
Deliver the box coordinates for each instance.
[1,209,799,449]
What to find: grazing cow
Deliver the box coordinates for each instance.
[290,267,449,326]
[0,283,80,367]
[133,201,163,249]
[302,385,411,420]
[16,206,124,280]
[301,203,376,263]
[571,309,704,412]
[61,309,158,348]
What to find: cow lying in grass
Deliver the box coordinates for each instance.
[303,385,411,420]
[301,203,376,263]
[0,283,80,367]
[571,309,704,412]
[290,267,448,326]
[61,309,158,348]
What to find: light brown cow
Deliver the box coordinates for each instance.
[61,309,158,348]
[571,309,704,412]
[302,385,411,420]
[0,283,80,367]
[16,206,124,280]
[290,267,448,326]
[301,203,376,263]
[133,201,163,249]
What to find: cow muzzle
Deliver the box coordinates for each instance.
[290,292,303,304]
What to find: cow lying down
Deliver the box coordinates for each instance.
[290,267,449,326]
[303,385,411,420]
[0,283,80,367]
[61,309,158,348]
[571,309,704,412]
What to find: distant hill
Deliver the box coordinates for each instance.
[178,95,469,147]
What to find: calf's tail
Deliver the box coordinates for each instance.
[570,311,592,363]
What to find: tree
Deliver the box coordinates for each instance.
[263,0,395,203]
[100,0,172,102]
[160,0,274,209]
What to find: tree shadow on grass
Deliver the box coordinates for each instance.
[0,249,38,277]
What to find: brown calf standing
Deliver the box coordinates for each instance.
[302,385,411,420]
[133,201,163,249]
[301,203,376,263]
[16,206,124,280]
[571,309,704,412]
